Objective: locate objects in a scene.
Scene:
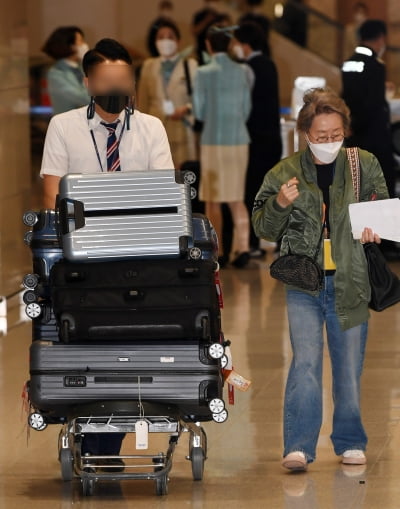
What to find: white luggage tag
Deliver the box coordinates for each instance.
[136,377,149,449]
[136,419,149,450]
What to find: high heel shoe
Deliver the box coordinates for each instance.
[231,251,250,268]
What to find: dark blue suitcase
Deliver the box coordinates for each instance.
[23,210,63,342]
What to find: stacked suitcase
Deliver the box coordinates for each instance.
[23,170,228,425]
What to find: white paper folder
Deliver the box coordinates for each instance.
[349,198,400,242]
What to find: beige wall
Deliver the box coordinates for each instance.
[0,0,31,297]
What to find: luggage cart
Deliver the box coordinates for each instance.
[29,400,228,497]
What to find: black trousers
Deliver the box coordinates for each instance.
[245,139,282,248]
[81,433,125,456]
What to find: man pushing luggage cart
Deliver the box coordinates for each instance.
[23,37,231,497]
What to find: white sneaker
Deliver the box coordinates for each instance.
[342,449,367,465]
[282,451,308,471]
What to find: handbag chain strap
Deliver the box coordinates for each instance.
[346,147,361,202]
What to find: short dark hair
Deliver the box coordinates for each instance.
[82,38,132,77]
[359,20,387,42]
[234,22,265,51]
[206,25,231,53]
[155,19,181,40]
[42,26,84,60]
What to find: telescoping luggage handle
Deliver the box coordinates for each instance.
[58,198,180,235]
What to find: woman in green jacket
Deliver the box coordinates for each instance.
[252,88,388,471]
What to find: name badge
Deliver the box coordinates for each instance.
[324,239,336,270]
[162,99,175,115]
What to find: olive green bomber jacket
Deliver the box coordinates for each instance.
[252,147,389,330]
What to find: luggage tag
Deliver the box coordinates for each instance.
[323,239,337,271]
[162,99,175,116]
[226,371,252,392]
[136,420,149,450]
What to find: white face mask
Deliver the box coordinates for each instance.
[75,43,89,61]
[232,44,245,60]
[306,136,343,164]
[156,39,178,58]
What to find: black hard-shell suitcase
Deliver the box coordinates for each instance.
[29,341,222,418]
[22,211,217,343]
[50,258,220,343]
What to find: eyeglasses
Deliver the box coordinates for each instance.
[307,133,345,144]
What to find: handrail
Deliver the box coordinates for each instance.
[273,0,400,71]
[281,0,343,30]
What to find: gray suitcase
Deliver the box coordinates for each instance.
[29,341,222,418]
[57,170,193,261]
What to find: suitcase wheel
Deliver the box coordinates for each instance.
[212,409,228,423]
[189,247,202,260]
[25,302,42,320]
[23,290,38,305]
[23,210,38,227]
[190,187,198,200]
[208,343,224,360]
[24,231,33,246]
[208,398,225,414]
[28,412,47,431]
[23,273,39,289]
[183,170,197,185]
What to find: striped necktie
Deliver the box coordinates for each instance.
[101,120,121,172]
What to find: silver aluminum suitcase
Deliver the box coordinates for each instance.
[57,170,193,261]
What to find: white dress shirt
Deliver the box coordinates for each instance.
[40,107,174,178]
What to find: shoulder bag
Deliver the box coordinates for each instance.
[347,147,400,311]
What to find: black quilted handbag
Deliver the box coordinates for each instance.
[270,225,324,292]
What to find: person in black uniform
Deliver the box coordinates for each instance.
[342,20,396,199]
[233,22,282,257]
[238,0,271,56]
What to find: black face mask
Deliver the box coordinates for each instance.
[93,91,131,114]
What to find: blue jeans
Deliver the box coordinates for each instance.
[284,276,368,462]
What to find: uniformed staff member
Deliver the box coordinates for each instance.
[342,20,396,198]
